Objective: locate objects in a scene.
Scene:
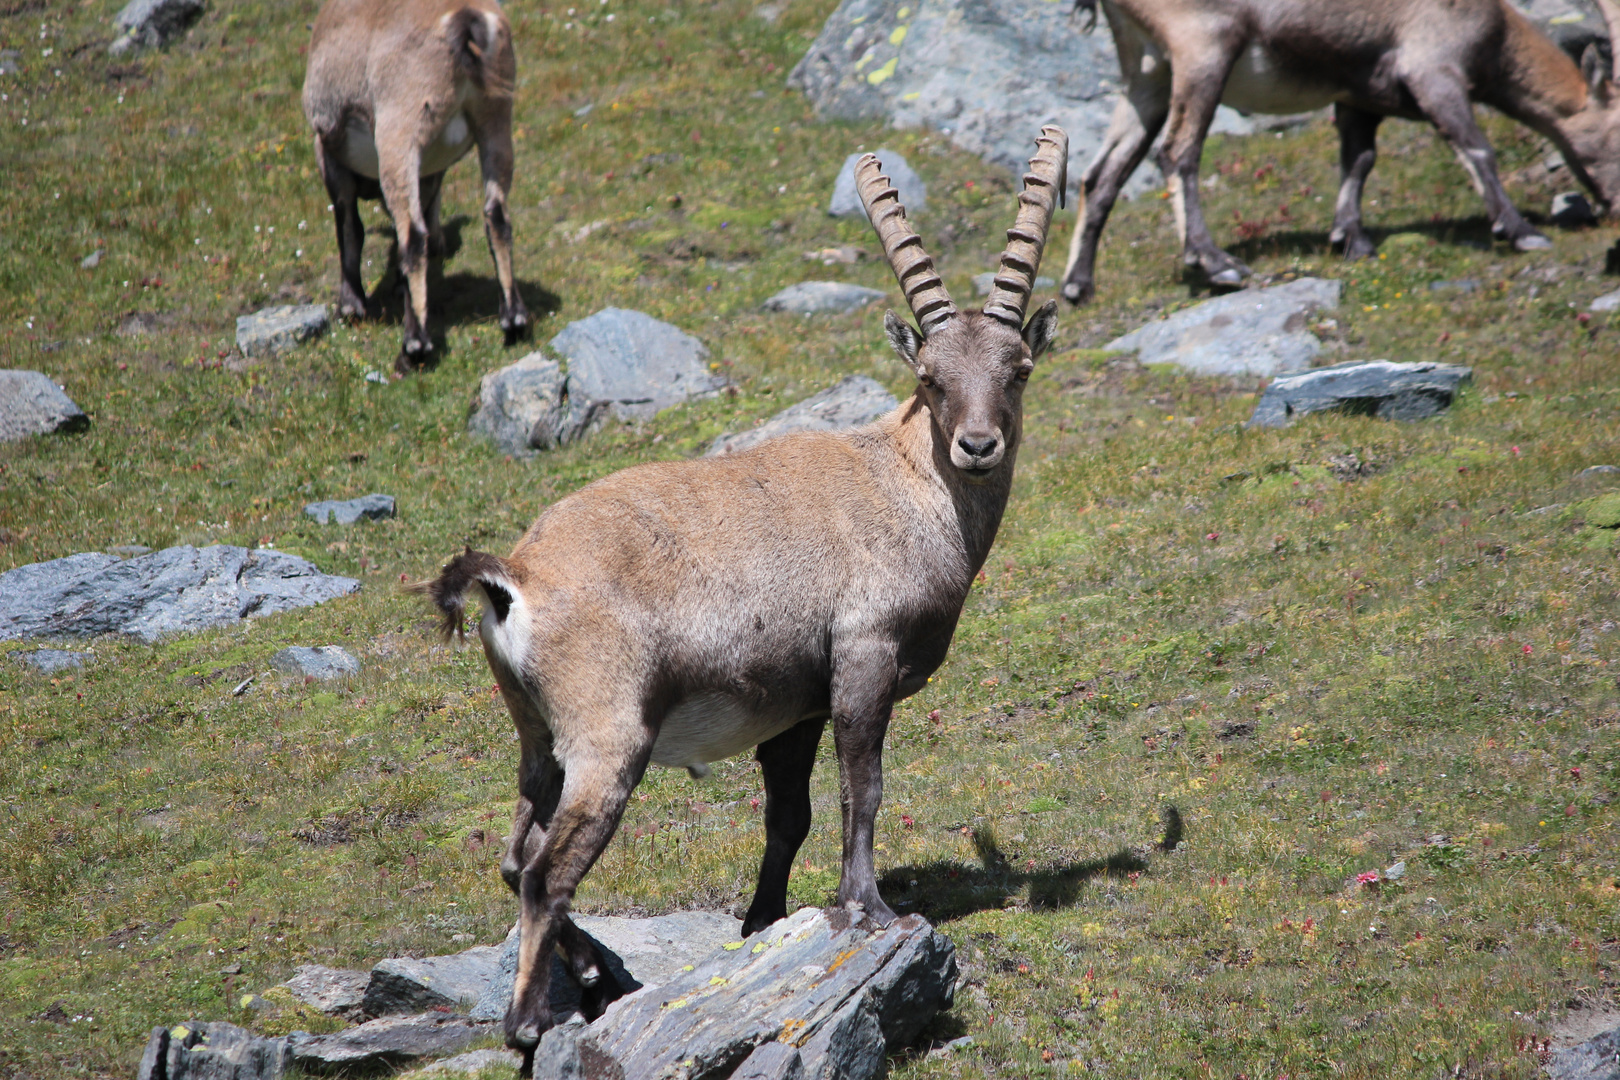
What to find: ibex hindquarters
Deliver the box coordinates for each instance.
[1061,0,1620,304]
[419,129,1068,1071]
[303,0,529,373]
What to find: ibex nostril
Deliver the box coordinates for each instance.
[958,435,999,458]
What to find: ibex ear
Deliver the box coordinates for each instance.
[1582,43,1610,99]
[884,309,926,375]
[1022,299,1059,361]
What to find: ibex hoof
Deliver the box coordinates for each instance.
[506,1022,541,1050]
[1061,280,1090,305]
[1514,233,1553,252]
[1207,267,1246,287]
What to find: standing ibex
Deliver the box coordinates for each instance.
[1060,0,1620,304]
[303,0,529,373]
[418,127,1067,1067]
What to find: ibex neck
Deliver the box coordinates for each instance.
[893,392,1018,576]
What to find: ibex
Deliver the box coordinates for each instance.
[1059,0,1620,304]
[418,127,1068,1068]
[302,0,529,373]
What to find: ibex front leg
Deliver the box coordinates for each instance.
[1329,105,1384,261]
[742,717,826,936]
[313,136,369,321]
[830,640,898,926]
[1155,51,1249,287]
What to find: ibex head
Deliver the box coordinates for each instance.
[1564,0,1620,211]
[857,127,1067,475]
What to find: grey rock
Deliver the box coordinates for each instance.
[1578,465,1620,477]
[829,150,925,219]
[467,352,595,456]
[1552,191,1599,227]
[551,307,727,423]
[1107,278,1342,377]
[472,911,744,1023]
[303,493,395,525]
[411,1048,523,1076]
[364,946,504,1016]
[0,370,89,442]
[288,1014,492,1073]
[111,0,205,54]
[236,305,328,358]
[270,646,360,681]
[80,249,104,269]
[283,964,369,1015]
[0,49,19,77]
[528,907,957,1080]
[973,271,1053,297]
[733,1041,805,1080]
[762,281,887,314]
[1544,1024,1620,1080]
[13,648,92,674]
[1429,278,1480,294]
[1246,359,1473,429]
[136,1021,291,1080]
[1384,860,1406,880]
[1590,288,1620,312]
[1512,0,1609,60]
[0,545,359,642]
[708,376,899,457]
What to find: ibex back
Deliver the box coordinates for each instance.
[418,128,1069,1071]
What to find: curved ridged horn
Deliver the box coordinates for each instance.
[983,126,1070,328]
[854,155,957,333]
[1597,0,1620,81]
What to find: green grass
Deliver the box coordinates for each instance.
[2,0,1619,1077]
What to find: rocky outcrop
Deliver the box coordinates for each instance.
[0,546,358,642]
[363,947,504,1016]
[0,370,89,442]
[136,1021,291,1080]
[1544,1023,1620,1080]
[828,150,925,218]
[270,646,360,681]
[111,0,206,54]
[290,1015,492,1073]
[762,282,887,315]
[708,376,899,457]
[1245,360,1474,428]
[302,494,395,525]
[235,305,329,358]
[282,965,369,1016]
[1107,278,1342,377]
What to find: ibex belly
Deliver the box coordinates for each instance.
[334,112,475,180]
[651,693,809,769]
[1221,42,1339,115]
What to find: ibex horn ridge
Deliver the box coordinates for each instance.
[983,125,1069,328]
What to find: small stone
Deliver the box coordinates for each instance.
[13,649,92,674]
[80,249,104,269]
[288,1014,491,1073]
[0,370,89,442]
[708,375,898,457]
[109,545,152,557]
[973,272,1054,297]
[283,964,369,1015]
[236,305,329,358]
[1589,288,1620,312]
[302,494,395,525]
[467,352,594,456]
[1544,1024,1620,1080]
[829,150,925,219]
[1246,360,1473,429]
[1384,860,1406,880]
[0,49,19,77]
[270,646,360,681]
[1577,465,1620,477]
[1551,191,1598,227]
[550,307,727,423]
[1107,278,1342,377]
[761,281,886,315]
[111,0,205,54]
[363,947,504,1016]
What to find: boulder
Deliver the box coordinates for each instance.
[708,376,899,457]
[289,1015,492,1074]
[973,271,1052,297]
[111,0,205,54]
[1245,360,1473,429]
[270,646,360,681]
[828,151,925,219]
[761,281,887,314]
[1512,0,1609,60]
[302,494,395,525]
[282,964,369,1015]
[0,545,359,642]
[236,305,329,358]
[136,1021,291,1080]
[467,352,594,457]
[12,648,92,674]
[550,308,727,423]
[1106,278,1342,377]
[1544,1024,1620,1080]
[363,946,504,1016]
[528,907,957,1080]
[0,370,89,442]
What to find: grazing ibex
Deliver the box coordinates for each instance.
[1060,0,1620,304]
[418,127,1067,1067]
[303,0,529,373]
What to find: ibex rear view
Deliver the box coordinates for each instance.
[419,128,1068,1069]
[303,0,529,373]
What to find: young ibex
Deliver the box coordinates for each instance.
[1060,0,1620,304]
[419,127,1068,1067]
[303,0,529,373]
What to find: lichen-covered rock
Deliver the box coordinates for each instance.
[761,281,887,314]
[111,0,205,53]
[1246,360,1473,429]
[0,370,89,442]
[1543,1023,1620,1080]
[236,305,329,358]
[288,1015,492,1073]
[0,546,358,642]
[828,150,925,219]
[282,964,369,1015]
[302,494,395,525]
[363,947,504,1016]
[1107,278,1342,377]
[551,308,727,422]
[136,1021,291,1080]
[708,376,898,457]
[270,646,360,681]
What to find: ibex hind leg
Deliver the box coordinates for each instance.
[1062,79,1169,304]
[1156,52,1251,287]
[741,717,827,936]
[1329,105,1383,261]
[476,105,530,346]
[313,136,370,322]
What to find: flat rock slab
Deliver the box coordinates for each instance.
[530,907,957,1080]
[829,150,925,219]
[365,946,504,1016]
[551,307,727,423]
[290,1015,493,1074]
[410,1048,522,1076]
[0,370,89,442]
[1107,278,1342,377]
[111,0,205,53]
[236,305,329,358]
[1545,1024,1620,1080]
[303,493,395,525]
[1246,360,1473,429]
[13,648,92,673]
[137,1020,291,1080]
[0,545,359,642]
[283,964,369,1015]
[973,271,1052,297]
[762,281,886,314]
[708,376,898,457]
[468,352,590,457]
[270,646,360,681]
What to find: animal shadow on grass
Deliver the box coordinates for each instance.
[878,807,1183,922]
[1222,214,1504,272]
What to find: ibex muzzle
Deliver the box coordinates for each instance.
[418,128,1067,1072]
